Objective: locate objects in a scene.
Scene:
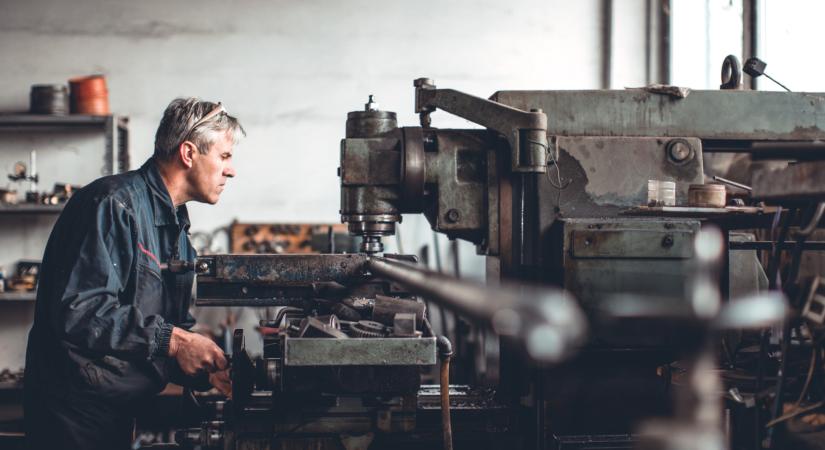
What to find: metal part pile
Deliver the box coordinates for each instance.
[274,295,426,339]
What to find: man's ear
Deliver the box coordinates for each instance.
[178,141,197,169]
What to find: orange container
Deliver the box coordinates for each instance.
[69,75,110,115]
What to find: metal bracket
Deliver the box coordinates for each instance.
[414,77,548,173]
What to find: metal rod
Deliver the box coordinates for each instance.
[365,256,587,363]
[729,241,825,251]
[713,175,752,192]
[367,257,504,321]
[703,141,825,160]
[763,73,792,92]
[30,150,37,192]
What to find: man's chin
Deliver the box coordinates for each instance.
[193,195,220,205]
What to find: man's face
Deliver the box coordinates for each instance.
[187,131,236,204]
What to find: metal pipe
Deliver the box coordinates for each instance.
[766,204,818,448]
[659,0,671,84]
[437,336,453,450]
[366,256,587,363]
[368,257,498,320]
[743,0,758,90]
[601,0,613,89]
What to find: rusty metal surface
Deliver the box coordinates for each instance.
[536,137,704,238]
[752,161,825,201]
[688,184,726,208]
[424,130,489,243]
[340,137,401,186]
[552,136,703,211]
[491,90,825,140]
[400,126,426,211]
[197,254,369,284]
[571,229,694,259]
[346,110,397,138]
[558,218,700,307]
[282,335,437,366]
[554,218,701,349]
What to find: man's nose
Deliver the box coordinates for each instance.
[224,164,236,178]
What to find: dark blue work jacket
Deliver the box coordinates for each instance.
[25,157,206,405]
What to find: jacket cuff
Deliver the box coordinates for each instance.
[153,323,175,358]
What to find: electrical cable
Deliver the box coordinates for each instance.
[797,202,825,238]
[794,347,817,406]
[267,307,303,329]
[756,208,793,448]
[767,316,793,450]
[767,203,822,449]
[785,203,824,290]
[766,401,824,428]
[767,208,797,290]
[767,346,821,429]
[529,139,570,208]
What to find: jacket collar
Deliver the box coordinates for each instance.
[139,157,191,229]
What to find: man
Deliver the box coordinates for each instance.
[24,98,244,449]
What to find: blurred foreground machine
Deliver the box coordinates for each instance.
[183,253,585,449]
[176,79,825,450]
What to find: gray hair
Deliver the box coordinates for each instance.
[153,97,245,161]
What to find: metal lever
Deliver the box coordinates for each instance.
[413,77,549,173]
[160,260,195,274]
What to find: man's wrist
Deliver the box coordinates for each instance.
[160,324,178,357]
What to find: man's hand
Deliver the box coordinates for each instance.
[168,327,227,375]
[209,369,232,397]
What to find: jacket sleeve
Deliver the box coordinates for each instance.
[51,196,174,360]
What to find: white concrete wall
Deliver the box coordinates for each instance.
[1,0,608,233]
[610,0,649,87]
[759,0,825,91]
[670,0,743,89]
[0,0,649,369]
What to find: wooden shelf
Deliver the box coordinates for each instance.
[0,113,115,129]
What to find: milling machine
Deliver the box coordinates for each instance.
[173,76,825,450]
